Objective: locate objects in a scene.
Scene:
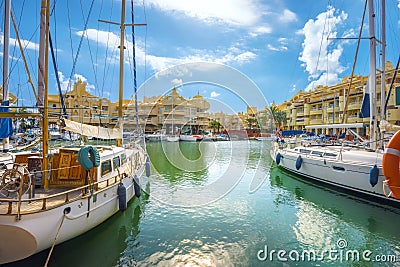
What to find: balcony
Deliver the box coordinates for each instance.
[309,119,323,125]
[348,102,361,110]
[310,109,322,115]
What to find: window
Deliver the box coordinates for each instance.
[121,154,127,165]
[299,149,311,154]
[324,153,337,158]
[52,104,57,108]
[311,151,323,157]
[113,156,120,169]
[101,160,112,176]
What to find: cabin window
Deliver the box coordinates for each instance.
[121,154,127,164]
[299,149,311,154]
[324,153,337,158]
[101,160,112,176]
[113,156,121,169]
[311,151,323,157]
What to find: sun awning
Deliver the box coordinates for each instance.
[61,118,122,139]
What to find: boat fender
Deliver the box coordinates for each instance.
[295,156,303,170]
[117,183,127,211]
[145,156,151,177]
[134,175,141,197]
[369,165,379,187]
[78,146,100,171]
[276,153,281,165]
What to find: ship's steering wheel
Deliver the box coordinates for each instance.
[0,163,31,198]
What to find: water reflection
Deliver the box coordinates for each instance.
[269,166,400,260]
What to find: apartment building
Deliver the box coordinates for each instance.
[274,62,400,136]
[47,83,212,134]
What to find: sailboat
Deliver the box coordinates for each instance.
[270,0,400,206]
[0,0,149,264]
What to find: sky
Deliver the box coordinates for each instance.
[2,0,400,114]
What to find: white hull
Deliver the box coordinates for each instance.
[270,142,400,206]
[166,136,179,142]
[179,135,203,142]
[0,145,147,264]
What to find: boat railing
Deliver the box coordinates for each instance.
[0,170,128,216]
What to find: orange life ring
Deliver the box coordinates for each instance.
[382,130,400,199]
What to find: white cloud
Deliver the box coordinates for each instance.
[267,44,288,52]
[210,91,220,98]
[267,38,289,52]
[279,9,298,23]
[58,71,95,93]
[249,25,272,37]
[171,78,183,85]
[298,6,348,91]
[79,29,257,72]
[290,84,296,93]
[143,0,261,26]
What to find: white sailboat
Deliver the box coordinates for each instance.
[0,0,149,264]
[270,0,400,206]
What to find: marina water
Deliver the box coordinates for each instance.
[5,141,400,266]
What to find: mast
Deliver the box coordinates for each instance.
[38,0,50,189]
[2,0,10,152]
[367,0,377,150]
[99,0,146,146]
[379,0,386,149]
[116,0,127,147]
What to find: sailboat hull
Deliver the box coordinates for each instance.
[0,146,146,264]
[270,142,400,206]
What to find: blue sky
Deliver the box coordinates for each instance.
[2,0,400,113]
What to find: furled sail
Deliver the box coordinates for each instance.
[359,81,370,118]
[0,101,13,138]
[61,118,122,139]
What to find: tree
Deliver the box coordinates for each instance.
[209,120,221,134]
[267,105,286,129]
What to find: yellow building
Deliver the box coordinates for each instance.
[145,88,211,134]
[273,62,400,136]
[48,83,211,134]
[210,112,242,131]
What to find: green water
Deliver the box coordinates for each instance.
[6,141,400,266]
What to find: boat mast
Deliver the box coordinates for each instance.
[379,0,386,149]
[99,0,145,146]
[2,0,10,152]
[38,0,50,189]
[116,0,127,147]
[367,0,377,150]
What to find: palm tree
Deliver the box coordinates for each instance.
[209,120,221,134]
[267,105,286,129]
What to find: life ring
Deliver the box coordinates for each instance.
[382,131,400,199]
[78,146,100,171]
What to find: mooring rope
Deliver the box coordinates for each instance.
[44,213,67,267]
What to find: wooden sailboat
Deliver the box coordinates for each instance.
[270,0,400,206]
[0,0,148,264]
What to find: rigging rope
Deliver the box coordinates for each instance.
[340,0,367,124]
[66,0,95,94]
[131,0,139,129]
[384,55,400,115]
